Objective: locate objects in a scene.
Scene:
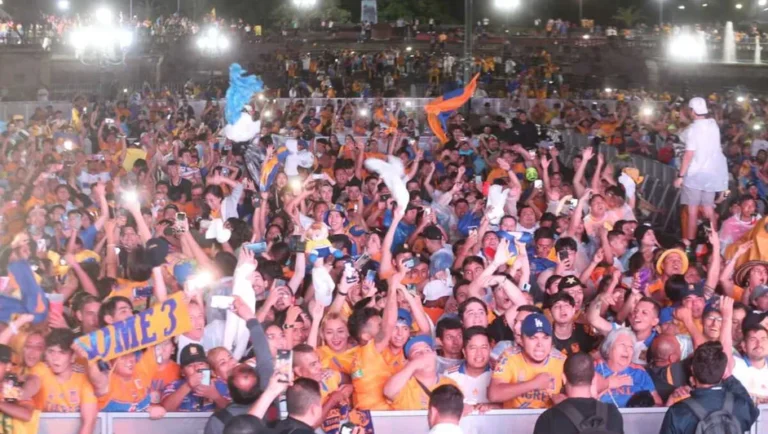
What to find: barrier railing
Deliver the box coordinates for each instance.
[37,406,767,434]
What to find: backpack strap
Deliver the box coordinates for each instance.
[557,401,587,430]
[594,401,608,424]
[683,397,709,421]
[722,392,734,414]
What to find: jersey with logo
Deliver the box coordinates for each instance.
[33,366,97,412]
[492,347,565,409]
[390,376,457,410]
[350,340,405,410]
[594,360,657,408]
[319,369,343,405]
[98,350,159,411]
[161,378,230,412]
[553,324,598,357]
[318,345,356,374]
[445,363,492,404]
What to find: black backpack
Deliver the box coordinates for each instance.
[557,400,620,434]
[683,392,743,434]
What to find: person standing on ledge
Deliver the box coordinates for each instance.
[674,97,728,250]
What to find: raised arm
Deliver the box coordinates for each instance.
[374,272,403,353]
[378,205,404,279]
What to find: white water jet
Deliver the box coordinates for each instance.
[756,36,762,64]
[724,21,736,63]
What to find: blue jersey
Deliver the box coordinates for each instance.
[595,361,656,408]
[161,378,230,412]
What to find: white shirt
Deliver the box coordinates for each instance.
[751,139,768,156]
[679,118,728,192]
[733,356,768,400]
[429,423,464,434]
[445,363,491,404]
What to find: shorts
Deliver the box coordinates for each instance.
[680,186,716,207]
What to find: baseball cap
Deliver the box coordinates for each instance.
[750,284,768,305]
[521,313,553,338]
[0,344,11,363]
[659,307,675,325]
[703,304,721,318]
[397,308,413,328]
[145,238,169,268]
[423,280,453,302]
[689,97,708,115]
[179,344,207,367]
[173,261,196,285]
[558,276,584,292]
[428,251,453,277]
[422,225,443,241]
[680,283,704,300]
[404,335,434,359]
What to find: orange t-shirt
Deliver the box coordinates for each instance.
[390,376,457,410]
[350,341,405,410]
[33,366,97,412]
[98,349,159,411]
[318,345,356,374]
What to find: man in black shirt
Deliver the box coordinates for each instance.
[534,352,624,434]
[511,109,538,150]
[270,378,322,434]
[646,333,689,404]
[550,292,598,357]
[167,160,193,202]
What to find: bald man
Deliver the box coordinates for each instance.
[646,334,690,403]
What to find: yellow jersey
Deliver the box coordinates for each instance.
[350,341,405,410]
[317,345,356,374]
[492,347,565,409]
[390,376,458,410]
[33,366,97,412]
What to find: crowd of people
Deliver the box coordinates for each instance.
[1,81,768,434]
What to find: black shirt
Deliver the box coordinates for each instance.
[511,120,539,149]
[487,314,515,344]
[168,177,193,202]
[646,360,690,403]
[270,416,315,434]
[533,397,624,434]
[553,324,599,357]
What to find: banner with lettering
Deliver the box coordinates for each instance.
[75,292,192,361]
[361,0,377,24]
[322,406,375,434]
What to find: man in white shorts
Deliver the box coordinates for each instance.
[674,97,728,248]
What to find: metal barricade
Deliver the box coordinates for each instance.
[39,412,107,434]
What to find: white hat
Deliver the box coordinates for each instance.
[688,97,708,115]
[423,280,453,302]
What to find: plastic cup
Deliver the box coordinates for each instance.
[47,293,64,317]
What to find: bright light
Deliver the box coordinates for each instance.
[263,110,272,118]
[642,106,654,116]
[405,101,413,107]
[702,3,708,6]
[667,32,708,62]
[760,0,767,6]
[122,190,138,203]
[604,88,613,93]
[583,34,591,39]
[406,46,412,52]
[293,0,317,8]
[63,140,73,150]
[95,6,112,24]
[257,94,265,100]
[57,0,70,10]
[678,5,685,9]
[494,0,521,9]
[188,271,214,289]
[118,30,133,48]
[754,124,763,131]
[737,96,746,102]
[123,88,128,93]
[359,108,369,117]
[197,27,229,53]
[736,3,743,8]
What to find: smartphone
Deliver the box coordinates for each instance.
[199,368,212,386]
[133,286,154,298]
[569,198,578,209]
[557,250,569,261]
[274,279,288,288]
[528,149,537,159]
[289,235,306,252]
[423,207,431,216]
[468,226,478,237]
[380,194,391,202]
[244,242,268,254]
[340,423,357,434]
[723,190,731,198]
[405,283,418,295]
[36,239,47,252]
[365,269,376,283]
[211,295,235,309]
[403,257,418,269]
[475,175,482,184]
[344,262,358,284]
[176,212,187,223]
[221,167,230,177]
[311,174,325,180]
[252,195,262,208]
[534,180,543,189]
[288,177,302,193]
[275,350,293,383]
[105,118,114,124]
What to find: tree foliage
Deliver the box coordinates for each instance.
[378,0,454,23]
[612,6,644,28]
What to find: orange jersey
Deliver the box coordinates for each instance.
[492,347,565,409]
[350,341,405,410]
[319,369,343,405]
[33,366,97,412]
[390,376,457,410]
[318,345,356,374]
[151,361,181,398]
[98,350,159,411]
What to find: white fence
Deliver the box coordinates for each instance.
[37,406,768,434]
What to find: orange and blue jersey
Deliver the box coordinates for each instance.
[161,378,230,412]
[98,350,159,412]
[425,74,480,144]
[594,360,657,408]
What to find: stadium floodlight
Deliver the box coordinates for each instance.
[197,27,229,53]
[736,3,743,8]
[667,32,707,62]
[293,0,317,8]
[57,0,70,10]
[95,6,112,24]
[642,106,654,116]
[494,0,521,9]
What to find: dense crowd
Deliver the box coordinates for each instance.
[1,82,768,434]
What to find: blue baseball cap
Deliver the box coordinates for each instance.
[397,308,413,328]
[659,307,675,325]
[173,261,196,285]
[521,313,552,337]
[404,335,434,358]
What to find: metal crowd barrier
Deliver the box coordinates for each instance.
[36,406,768,434]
